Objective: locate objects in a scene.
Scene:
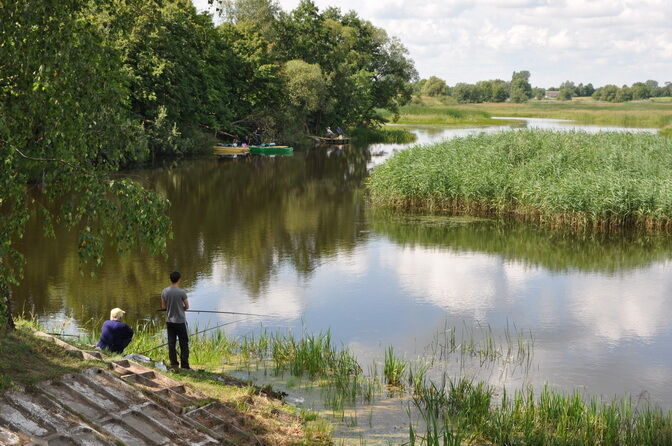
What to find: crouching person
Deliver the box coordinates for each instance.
[96,308,134,353]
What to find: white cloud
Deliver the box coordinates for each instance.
[193,0,672,86]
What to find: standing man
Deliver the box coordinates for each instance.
[161,271,190,369]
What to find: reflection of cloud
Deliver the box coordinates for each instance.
[199,255,304,321]
[568,266,671,341]
[380,245,498,320]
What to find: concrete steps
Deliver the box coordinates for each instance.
[0,331,263,445]
[110,360,263,445]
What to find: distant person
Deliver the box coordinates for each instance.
[336,127,344,135]
[326,127,335,137]
[161,271,190,369]
[96,308,134,354]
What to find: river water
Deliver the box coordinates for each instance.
[14,119,671,432]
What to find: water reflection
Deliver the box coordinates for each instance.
[12,119,672,409]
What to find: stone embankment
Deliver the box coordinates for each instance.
[0,331,263,445]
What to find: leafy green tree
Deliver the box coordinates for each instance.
[593,85,619,102]
[421,76,448,96]
[615,85,633,102]
[532,87,546,100]
[558,87,574,101]
[0,0,170,328]
[510,70,532,103]
[282,59,328,131]
[631,82,651,100]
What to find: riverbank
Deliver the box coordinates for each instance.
[46,317,672,445]
[386,96,672,128]
[0,321,332,445]
[368,130,672,231]
[378,98,520,126]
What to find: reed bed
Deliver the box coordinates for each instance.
[409,378,672,445]
[350,127,418,144]
[368,130,672,231]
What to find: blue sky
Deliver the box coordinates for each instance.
[194,0,672,88]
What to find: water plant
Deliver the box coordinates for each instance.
[369,130,672,231]
[384,346,407,387]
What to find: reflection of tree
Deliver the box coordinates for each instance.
[13,147,372,322]
[371,213,672,273]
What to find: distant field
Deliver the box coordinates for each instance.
[387,96,672,128]
[378,97,520,126]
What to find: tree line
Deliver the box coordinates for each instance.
[415,73,671,103]
[0,0,417,327]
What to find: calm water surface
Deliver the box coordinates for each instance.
[15,120,671,420]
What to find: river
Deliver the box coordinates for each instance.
[14,119,670,441]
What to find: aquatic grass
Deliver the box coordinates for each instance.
[384,346,407,387]
[378,104,512,126]
[350,127,418,143]
[409,378,672,446]
[369,130,672,231]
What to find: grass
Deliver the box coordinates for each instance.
[379,99,518,126]
[368,130,672,231]
[0,321,103,393]
[383,346,407,387]
[350,127,418,144]
[443,98,672,129]
[660,125,672,137]
[397,96,672,129]
[409,378,672,445]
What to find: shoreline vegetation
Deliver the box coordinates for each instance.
[381,96,672,129]
[10,317,672,445]
[350,127,418,144]
[368,130,672,232]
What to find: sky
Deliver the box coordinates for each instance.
[193,0,672,88]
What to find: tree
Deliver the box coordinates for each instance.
[282,59,327,130]
[510,70,532,103]
[631,82,651,100]
[532,87,545,100]
[421,76,448,96]
[593,84,619,102]
[558,87,574,101]
[0,0,171,328]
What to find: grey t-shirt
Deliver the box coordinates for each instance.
[161,286,187,324]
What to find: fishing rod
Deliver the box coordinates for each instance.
[139,316,257,355]
[156,309,276,318]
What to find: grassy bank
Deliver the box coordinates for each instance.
[378,96,520,126]
[402,96,672,128]
[0,321,102,392]
[368,131,672,230]
[3,320,332,445]
[349,127,417,143]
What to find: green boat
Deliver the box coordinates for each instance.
[249,144,294,156]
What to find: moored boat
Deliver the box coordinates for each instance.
[317,136,350,144]
[213,145,250,158]
[249,145,294,155]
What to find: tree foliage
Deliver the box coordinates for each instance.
[0,0,171,328]
[0,0,418,326]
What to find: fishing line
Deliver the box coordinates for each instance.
[156,309,276,318]
[140,316,257,355]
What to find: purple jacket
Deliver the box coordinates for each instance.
[96,320,134,353]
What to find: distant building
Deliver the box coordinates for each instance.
[545,90,560,99]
